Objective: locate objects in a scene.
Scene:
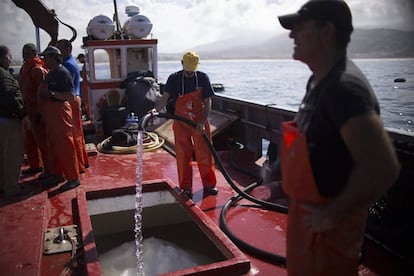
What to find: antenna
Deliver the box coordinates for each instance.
[112,0,122,35]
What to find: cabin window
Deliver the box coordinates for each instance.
[127,47,154,75]
[92,48,122,80]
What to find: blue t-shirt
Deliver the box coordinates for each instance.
[45,65,74,93]
[62,55,80,96]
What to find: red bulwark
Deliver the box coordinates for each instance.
[0,192,47,275]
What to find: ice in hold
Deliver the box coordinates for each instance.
[99,237,214,276]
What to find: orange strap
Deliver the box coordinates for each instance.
[281,121,328,203]
[281,120,365,275]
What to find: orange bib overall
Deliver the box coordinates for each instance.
[70,96,89,173]
[20,61,48,169]
[281,121,366,276]
[173,89,216,190]
[35,82,52,173]
[40,95,79,181]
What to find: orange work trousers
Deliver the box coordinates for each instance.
[173,89,216,190]
[30,114,51,173]
[281,121,365,275]
[41,98,79,181]
[34,84,51,173]
[70,96,89,173]
[22,116,42,169]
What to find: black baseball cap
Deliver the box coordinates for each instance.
[39,46,61,57]
[278,0,353,34]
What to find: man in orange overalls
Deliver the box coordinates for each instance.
[19,43,48,176]
[38,46,81,192]
[278,1,400,275]
[56,39,89,174]
[154,51,217,199]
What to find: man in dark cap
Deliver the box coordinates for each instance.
[38,46,81,192]
[278,1,400,274]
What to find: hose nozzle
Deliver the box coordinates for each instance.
[139,110,159,131]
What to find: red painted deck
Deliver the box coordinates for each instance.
[0,145,411,275]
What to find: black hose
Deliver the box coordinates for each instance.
[219,182,287,266]
[219,136,289,266]
[139,112,288,266]
[142,112,288,213]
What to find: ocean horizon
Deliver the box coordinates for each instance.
[158,58,413,133]
[11,58,414,133]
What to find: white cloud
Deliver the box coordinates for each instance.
[347,0,414,30]
[1,0,413,62]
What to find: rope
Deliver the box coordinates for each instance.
[59,237,77,276]
[96,132,165,154]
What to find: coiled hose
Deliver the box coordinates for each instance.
[140,111,288,267]
[97,132,165,154]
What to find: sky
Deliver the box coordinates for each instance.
[1,0,413,63]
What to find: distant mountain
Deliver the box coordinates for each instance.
[159,28,414,60]
[348,29,414,58]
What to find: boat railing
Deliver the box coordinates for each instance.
[212,94,295,161]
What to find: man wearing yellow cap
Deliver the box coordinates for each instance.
[154,51,217,198]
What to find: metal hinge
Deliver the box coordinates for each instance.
[43,225,78,255]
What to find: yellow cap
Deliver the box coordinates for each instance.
[182,51,199,71]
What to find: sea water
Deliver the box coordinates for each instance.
[159,58,414,133]
[13,58,412,131]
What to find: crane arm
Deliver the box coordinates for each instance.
[12,0,59,45]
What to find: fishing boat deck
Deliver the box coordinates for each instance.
[1,140,412,275]
[5,0,413,273]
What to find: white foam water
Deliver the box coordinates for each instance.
[135,130,144,274]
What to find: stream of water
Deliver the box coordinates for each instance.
[135,131,144,274]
